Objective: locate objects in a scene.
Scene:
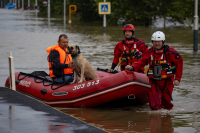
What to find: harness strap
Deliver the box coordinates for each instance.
[152,78,173,101]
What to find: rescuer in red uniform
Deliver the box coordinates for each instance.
[107,24,148,72]
[125,31,183,110]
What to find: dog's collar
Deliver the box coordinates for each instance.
[71,50,81,58]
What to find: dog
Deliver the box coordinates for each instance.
[68,44,99,83]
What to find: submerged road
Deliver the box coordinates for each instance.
[0,87,106,133]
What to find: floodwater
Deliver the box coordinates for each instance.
[0,9,200,133]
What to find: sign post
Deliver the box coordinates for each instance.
[27,0,30,10]
[64,0,66,25]
[18,0,20,9]
[69,5,77,24]
[194,0,198,52]
[48,0,50,19]
[8,52,16,91]
[21,0,24,11]
[98,1,111,33]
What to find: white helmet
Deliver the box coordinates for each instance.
[151,31,165,41]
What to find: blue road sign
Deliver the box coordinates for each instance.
[5,3,16,10]
[101,5,108,12]
[98,2,111,14]
[34,5,38,9]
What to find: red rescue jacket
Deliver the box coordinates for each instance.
[113,38,148,71]
[132,45,183,81]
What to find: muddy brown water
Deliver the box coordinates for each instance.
[0,9,200,133]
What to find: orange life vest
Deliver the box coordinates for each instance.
[46,45,73,77]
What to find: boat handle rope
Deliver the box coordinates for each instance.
[34,76,44,83]
[32,75,66,90]
[17,72,28,80]
[51,82,70,90]
[17,68,114,91]
[17,72,69,90]
[32,75,70,90]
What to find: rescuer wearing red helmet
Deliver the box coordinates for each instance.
[125,31,183,110]
[107,24,148,72]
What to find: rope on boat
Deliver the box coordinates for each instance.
[16,68,116,91]
[17,72,70,90]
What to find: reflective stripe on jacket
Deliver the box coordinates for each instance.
[120,40,142,67]
[147,46,175,80]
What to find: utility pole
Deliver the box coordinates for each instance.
[22,0,23,11]
[28,0,30,10]
[194,0,198,52]
[64,0,66,25]
[18,0,20,9]
[48,0,50,18]
[103,0,106,33]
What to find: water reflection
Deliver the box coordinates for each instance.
[192,112,200,132]
[193,51,199,63]
[48,14,50,29]
[0,104,88,133]
[9,106,15,130]
[59,108,174,133]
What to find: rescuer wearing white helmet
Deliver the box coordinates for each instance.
[151,31,165,50]
[125,31,183,110]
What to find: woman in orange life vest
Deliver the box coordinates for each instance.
[107,24,148,73]
[125,31,183,110]
[46,34,76,83]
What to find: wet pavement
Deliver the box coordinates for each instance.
[0,87,106,133]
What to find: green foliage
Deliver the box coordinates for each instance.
[36,0,199,26]
[38,0,65,15]
[69,0,102,22]
[108,0,158,26]
[170,0,195,23]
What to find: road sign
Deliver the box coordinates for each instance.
[98,2,111,14]
[27,6,31,9]
[43,0,47,7]
[5,3,16,10]
[34,5,38,10]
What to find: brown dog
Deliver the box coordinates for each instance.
[68,44,99,83]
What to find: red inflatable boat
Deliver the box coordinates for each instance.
[4,69,151,108]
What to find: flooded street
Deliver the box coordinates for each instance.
[0,9,200,132]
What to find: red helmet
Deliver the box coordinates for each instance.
[123,24,135,32]
[123,24,135,36]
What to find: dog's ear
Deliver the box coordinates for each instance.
[76,45,80,50]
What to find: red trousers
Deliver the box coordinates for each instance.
[148,77,174,110]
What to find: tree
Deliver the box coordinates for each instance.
[108,0,158,26]
[38,0,65,16]
[152,0,199,28]
[69,0,102,22]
